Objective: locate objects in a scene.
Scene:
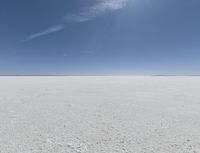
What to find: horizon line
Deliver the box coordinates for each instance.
[0,75,200,77]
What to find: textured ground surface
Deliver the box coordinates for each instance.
[0,76,200,153]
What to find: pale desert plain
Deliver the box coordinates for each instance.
[0,76,200,153]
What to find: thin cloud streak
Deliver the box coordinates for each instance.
[23,0,128,41]
[22,24,65,42]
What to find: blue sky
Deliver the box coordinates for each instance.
[1,0,200,75]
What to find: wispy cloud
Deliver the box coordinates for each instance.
[22,24,65,42]
[64,0,128,23]
[23,0,128,42]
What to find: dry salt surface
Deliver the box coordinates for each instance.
[0,76,200,153]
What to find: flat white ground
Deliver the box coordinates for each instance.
[0,76,200,153]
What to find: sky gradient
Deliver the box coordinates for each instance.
[1,0,200,75]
